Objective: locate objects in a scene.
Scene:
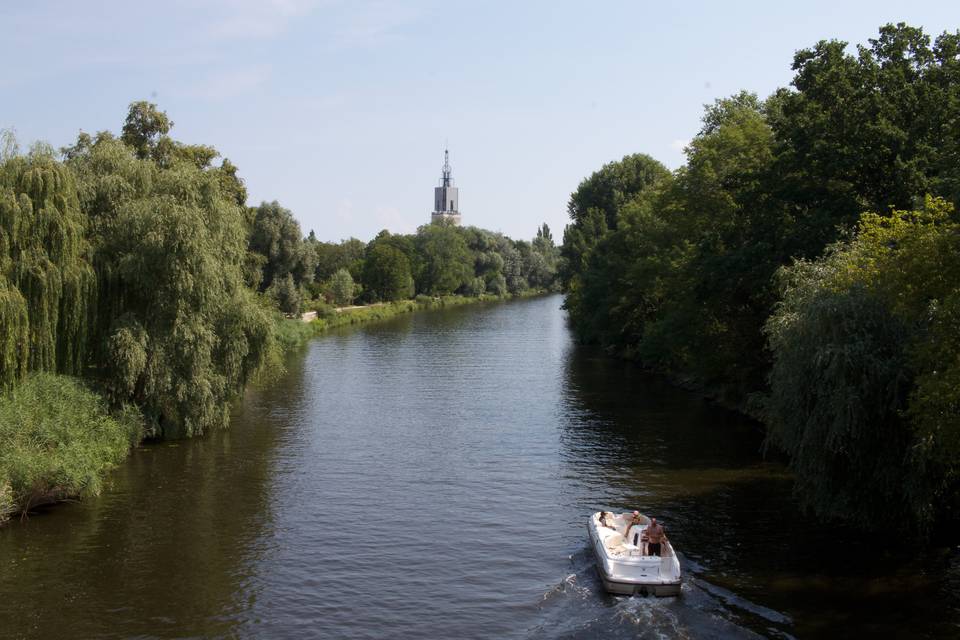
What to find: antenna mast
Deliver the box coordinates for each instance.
[441,147,453,188]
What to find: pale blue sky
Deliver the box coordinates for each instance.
[1,1,957,242]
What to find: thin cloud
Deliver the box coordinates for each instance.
[196,65,272,100]
[328,1,423,49]
[335,199,355,223]
[209,0,325,39]
[374,205,410,234]
[670,139,689,152]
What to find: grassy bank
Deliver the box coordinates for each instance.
[0,373,142,525]
[278,292,549,349]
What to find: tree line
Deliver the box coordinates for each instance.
[248,200,558,314]
[0,103,557,520]
[559,23,960,534]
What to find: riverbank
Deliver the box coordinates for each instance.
[276,292,549,350]
[0,374,142,525]
[0,292,549,526]
[9,293,954,639]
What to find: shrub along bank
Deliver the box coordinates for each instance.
[0,374,141,524]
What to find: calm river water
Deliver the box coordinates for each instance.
[2,295,959,639]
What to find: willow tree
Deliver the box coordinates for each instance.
[765,198,960,532]
[248,200,315,292]
[0,144,96,389]
[64,108,274,438]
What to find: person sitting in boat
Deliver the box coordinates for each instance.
[625,511,645,546]
[598,512,615,529]
[643,517,666,556]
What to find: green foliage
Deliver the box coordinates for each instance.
[557,24,960,532]
[560,154,670,334]
[0,278,28,390]
[560,153,669,290]
[528,223,560,290]
[363,243,414,302]
[271,316,319,351]
[768,24,960,248]
[566,152,672,233]
[414,223,472,295]
[765,276,913,527]
[249,200,312,290]
[311,235,366,282]
[121,101,173,160]
[463,276,486,297]
[328,268,355,306]
[66,112,274,438]
[0,146,96,388]
[306,223,555,306]
[765,198,960,531]
[269,273,302,315]
[1,96,555,468]
[0,129,20,162]
[0,373,142,523]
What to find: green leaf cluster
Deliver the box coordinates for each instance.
[61,106,274,438]
[0,373,142,523]
[0,145,95,389]
[766,198,960,530]
[559,23,960,531]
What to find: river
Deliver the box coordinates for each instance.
[1,295,959,639]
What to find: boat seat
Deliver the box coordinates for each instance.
[602,532,625,552]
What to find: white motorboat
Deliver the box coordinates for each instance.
[587,511,682,596]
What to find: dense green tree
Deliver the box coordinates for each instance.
[642,92,781,396]
[328,268,355,306]
[0,144,96,389]
[414,224,472,295]
[121,101,172,161]
[269,273,302,315]
[765,198,960,531]
[311,236,366,282]
[64,106,274,438]
[0,129,18,161]
[248,200,314,299]
[563,24,960,403]
[560,155,669,334]
[560,153,669,289]
[565,153,672,234]
[527,223,560,290]
[767,23,960,254]
[363,243,413,302]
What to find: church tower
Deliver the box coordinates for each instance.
[431,148,461,225]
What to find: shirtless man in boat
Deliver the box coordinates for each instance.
[643,517,666,556]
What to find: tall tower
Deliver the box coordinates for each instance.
[431,148,461,225]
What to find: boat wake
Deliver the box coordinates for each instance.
[526,544,795,639]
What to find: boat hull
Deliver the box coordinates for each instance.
[587,513,682,597]
[595,563,682,596]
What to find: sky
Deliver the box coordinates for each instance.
[1,1,957,242]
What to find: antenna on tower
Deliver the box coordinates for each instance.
[431,141,460,225]
[441,144,453,188]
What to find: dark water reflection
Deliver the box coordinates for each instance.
[1,295,958,639]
